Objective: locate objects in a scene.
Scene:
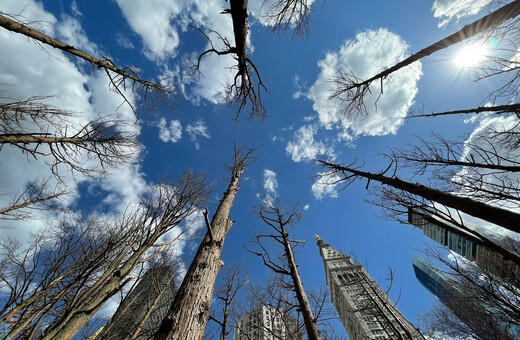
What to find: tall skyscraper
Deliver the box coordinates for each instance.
[408,205,519,281]
[233,305,301,340]
[316,235,425,340]
[412,255,518,339]
[96,266,177,340]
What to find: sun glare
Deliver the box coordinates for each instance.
[454,43,488,68]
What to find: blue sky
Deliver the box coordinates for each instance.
[0,0,513,337]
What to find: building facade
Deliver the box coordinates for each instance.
[317,235,425,340]
[233,305,301,340]
[408,205,519,281]
[412,255,518,339]
[95,266,177,340]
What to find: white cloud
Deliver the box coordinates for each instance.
[264,169,278,194]
[452,114,520,238]
[303,204,310,211]
[115,32,135,50]
[56,14,99,57]
[311,172,341,200]
[432,0,491,27]
[157,118,183,143]
[113,0,242,106]
[114,0,185,61]
[186,119,210,149]
[286,125,333,162]
[307,28,422,141]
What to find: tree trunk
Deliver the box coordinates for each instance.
[154,169,243,340]
[281,226,322,340]
[322,162,520,232]
[0,14,161,92]
[220,303,229,340]
[411,103,520,118]
[0,134,100,144]
[350,0,520,90]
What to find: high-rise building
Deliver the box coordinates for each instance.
[408,205,519,281]
[233,305,301,340]
[95,266,177,340]
[412,255,518,339]
[411,255,456,303]
[316,235,425,340]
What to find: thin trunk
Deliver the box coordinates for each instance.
[402,157,520,172]
[281,225,322,340]
[129,273,177,340]
[349,0,520,91]
[0,134,102,144]
[154,170,243,340]
[410,103,520,118]
[220,303,229,340]
[0,192,62,215]
[0,14,163,93]
[321,161,520,233]
[41,258,136,340]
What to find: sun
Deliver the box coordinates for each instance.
[454,43,488,68]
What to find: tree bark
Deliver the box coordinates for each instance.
[154,169,244,340]
[0,14,163,93]
[321,161,520,233]
[281,225,322,340]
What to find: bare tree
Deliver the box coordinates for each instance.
[0,178,68,222]
[193,0,268,121]
[261,0,311,39]
[246,199,322,340]
[206,263,249,340]
[239,275,346,340]
[239,276,305,340]
[0,172,208,340]
[383,132,520,208]
[0,97,140,179]
[317,159,520,233]
[329,0,520,117]
[418,246,520,340]
[153,145,255,340]
[0,13,174,110]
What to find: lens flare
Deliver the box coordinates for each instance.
[454,43,488,68]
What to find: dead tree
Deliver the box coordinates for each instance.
[261,0,311,39]
[317,159,520,233]
[329,0,520,117]
[407,103,520,119]
[207,263,249,340]
[0,97,139,178]
[194,0,268,121]
[153,145,255,340]
[0,172,209,340]
[0,13,174,110]
[239,276,305,340]
[0,178,68,222]
[385,133,520,208]
[246,199,322,340]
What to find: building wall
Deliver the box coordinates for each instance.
[317,236,425,340]
[96,266,177,340]
[233,306,301,340]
